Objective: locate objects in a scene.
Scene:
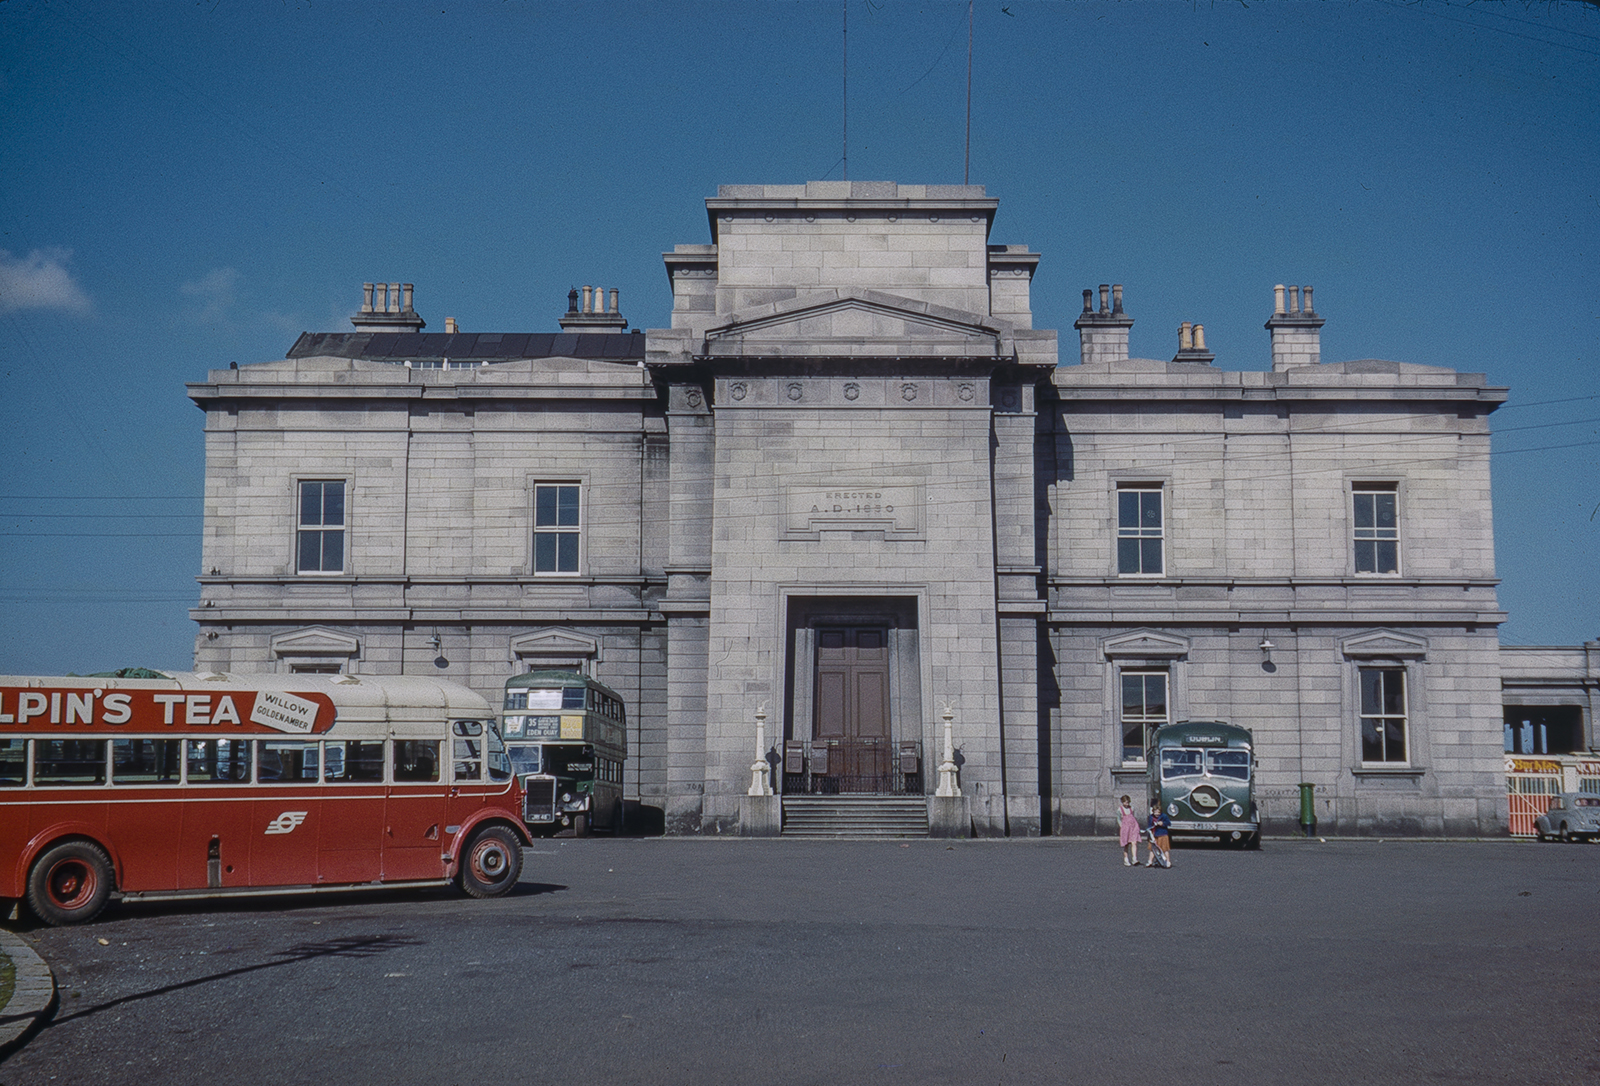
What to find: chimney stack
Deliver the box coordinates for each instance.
[351,281,425,332]
[558,283,628,332]
[1172,321,1215,365]
[1266,283,1325,370]
[1074,282,1134,364]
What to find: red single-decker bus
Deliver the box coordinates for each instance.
[0,672,530,925]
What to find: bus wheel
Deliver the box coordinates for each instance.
[572,813,589,838]
[459,826,523,898]
[27,840,114,926]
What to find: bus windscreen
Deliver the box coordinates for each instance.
[1160,749,1203,779]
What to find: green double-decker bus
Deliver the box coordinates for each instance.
[1146,721,1260,849]
[501,670,626,836]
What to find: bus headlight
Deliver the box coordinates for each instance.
[1231,803,1243,817]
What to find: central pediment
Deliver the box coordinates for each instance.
[701,289,1012,359]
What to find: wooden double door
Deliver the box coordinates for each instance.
[814,626,891,784]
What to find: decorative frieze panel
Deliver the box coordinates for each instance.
[714,376,990,409]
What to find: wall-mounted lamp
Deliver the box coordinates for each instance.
[1259,638,1276,672]
[429,629,442,651]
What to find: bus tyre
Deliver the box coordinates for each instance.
[28,840,114,926]
[460,826,523,898]
[572,813,589,838]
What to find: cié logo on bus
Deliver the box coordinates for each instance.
[0,686,335,735]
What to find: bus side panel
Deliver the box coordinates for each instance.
[318,787,385,884]
[105,794,183,892]
[178,795,256,889]
[0,795,26,898]
[249,795,322,887]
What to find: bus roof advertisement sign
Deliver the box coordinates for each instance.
[0,685,336,735]
[250,690,320,734]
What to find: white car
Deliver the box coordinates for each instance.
[1533,793,1600,842]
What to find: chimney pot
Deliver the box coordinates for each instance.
[582,285,593,314]
[362,283,375,313]
[388,283,402,314]
[609,288,620,315]
[1193,324,1206,351]
[1290,286,1301,315]
[1302,285,1314,316]
[567,287,580,314]
[1179,322,1193,351]
[1098,284,1110,315]
[1273,284,1286,316]
[444,317,458,334]
[1111,284,1124,315]
[1081,289,1094,314]
[402,283,414,312]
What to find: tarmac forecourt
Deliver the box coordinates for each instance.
[2,837,1596,1085]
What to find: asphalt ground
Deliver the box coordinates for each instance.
[1,837,1596,1086]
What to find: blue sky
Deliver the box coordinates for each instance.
[1,0,1596,674]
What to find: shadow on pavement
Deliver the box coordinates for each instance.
[46,933,424,1029]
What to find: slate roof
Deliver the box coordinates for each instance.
[287,331,646,363]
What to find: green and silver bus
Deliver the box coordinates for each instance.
[1147,721,1260,849]
[501,670,626,836]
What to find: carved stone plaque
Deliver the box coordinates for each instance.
[783,480,924,540]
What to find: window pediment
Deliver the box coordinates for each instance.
[270,626,360,658]
[1341,630,1428,659]
[510,627,600,664]
[1102,630,1190,660]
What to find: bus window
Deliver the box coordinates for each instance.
[33,739,107,786]
[187,739,253,784]
[504,690,526,711]
[452,720,483,781]
[563,688,585,710]
[520,688,565,710]
[1160,748,1203,780]
[324,740,384,782]
[486,722,511,783]
[0,739,26,786]
[393,740,440,783]
[1207,750,1251,781]
[259,740,319,783]
[506,743,541,775]
[112,739,181,784]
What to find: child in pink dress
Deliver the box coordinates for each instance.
[1117,795,1141,866]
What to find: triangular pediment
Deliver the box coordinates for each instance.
[1102,630,1191,659]
[509,627,600,662]
[703,289,1012,359]
[1341,630,1429,659]
[270,626,360,658]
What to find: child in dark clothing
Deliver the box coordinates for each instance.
[1146,803,1172,868]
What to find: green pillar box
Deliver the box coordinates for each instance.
[1298,782,1317,837]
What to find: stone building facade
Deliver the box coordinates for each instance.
[188,181,1517,837]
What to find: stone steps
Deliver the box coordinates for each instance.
[781,796,929,838]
